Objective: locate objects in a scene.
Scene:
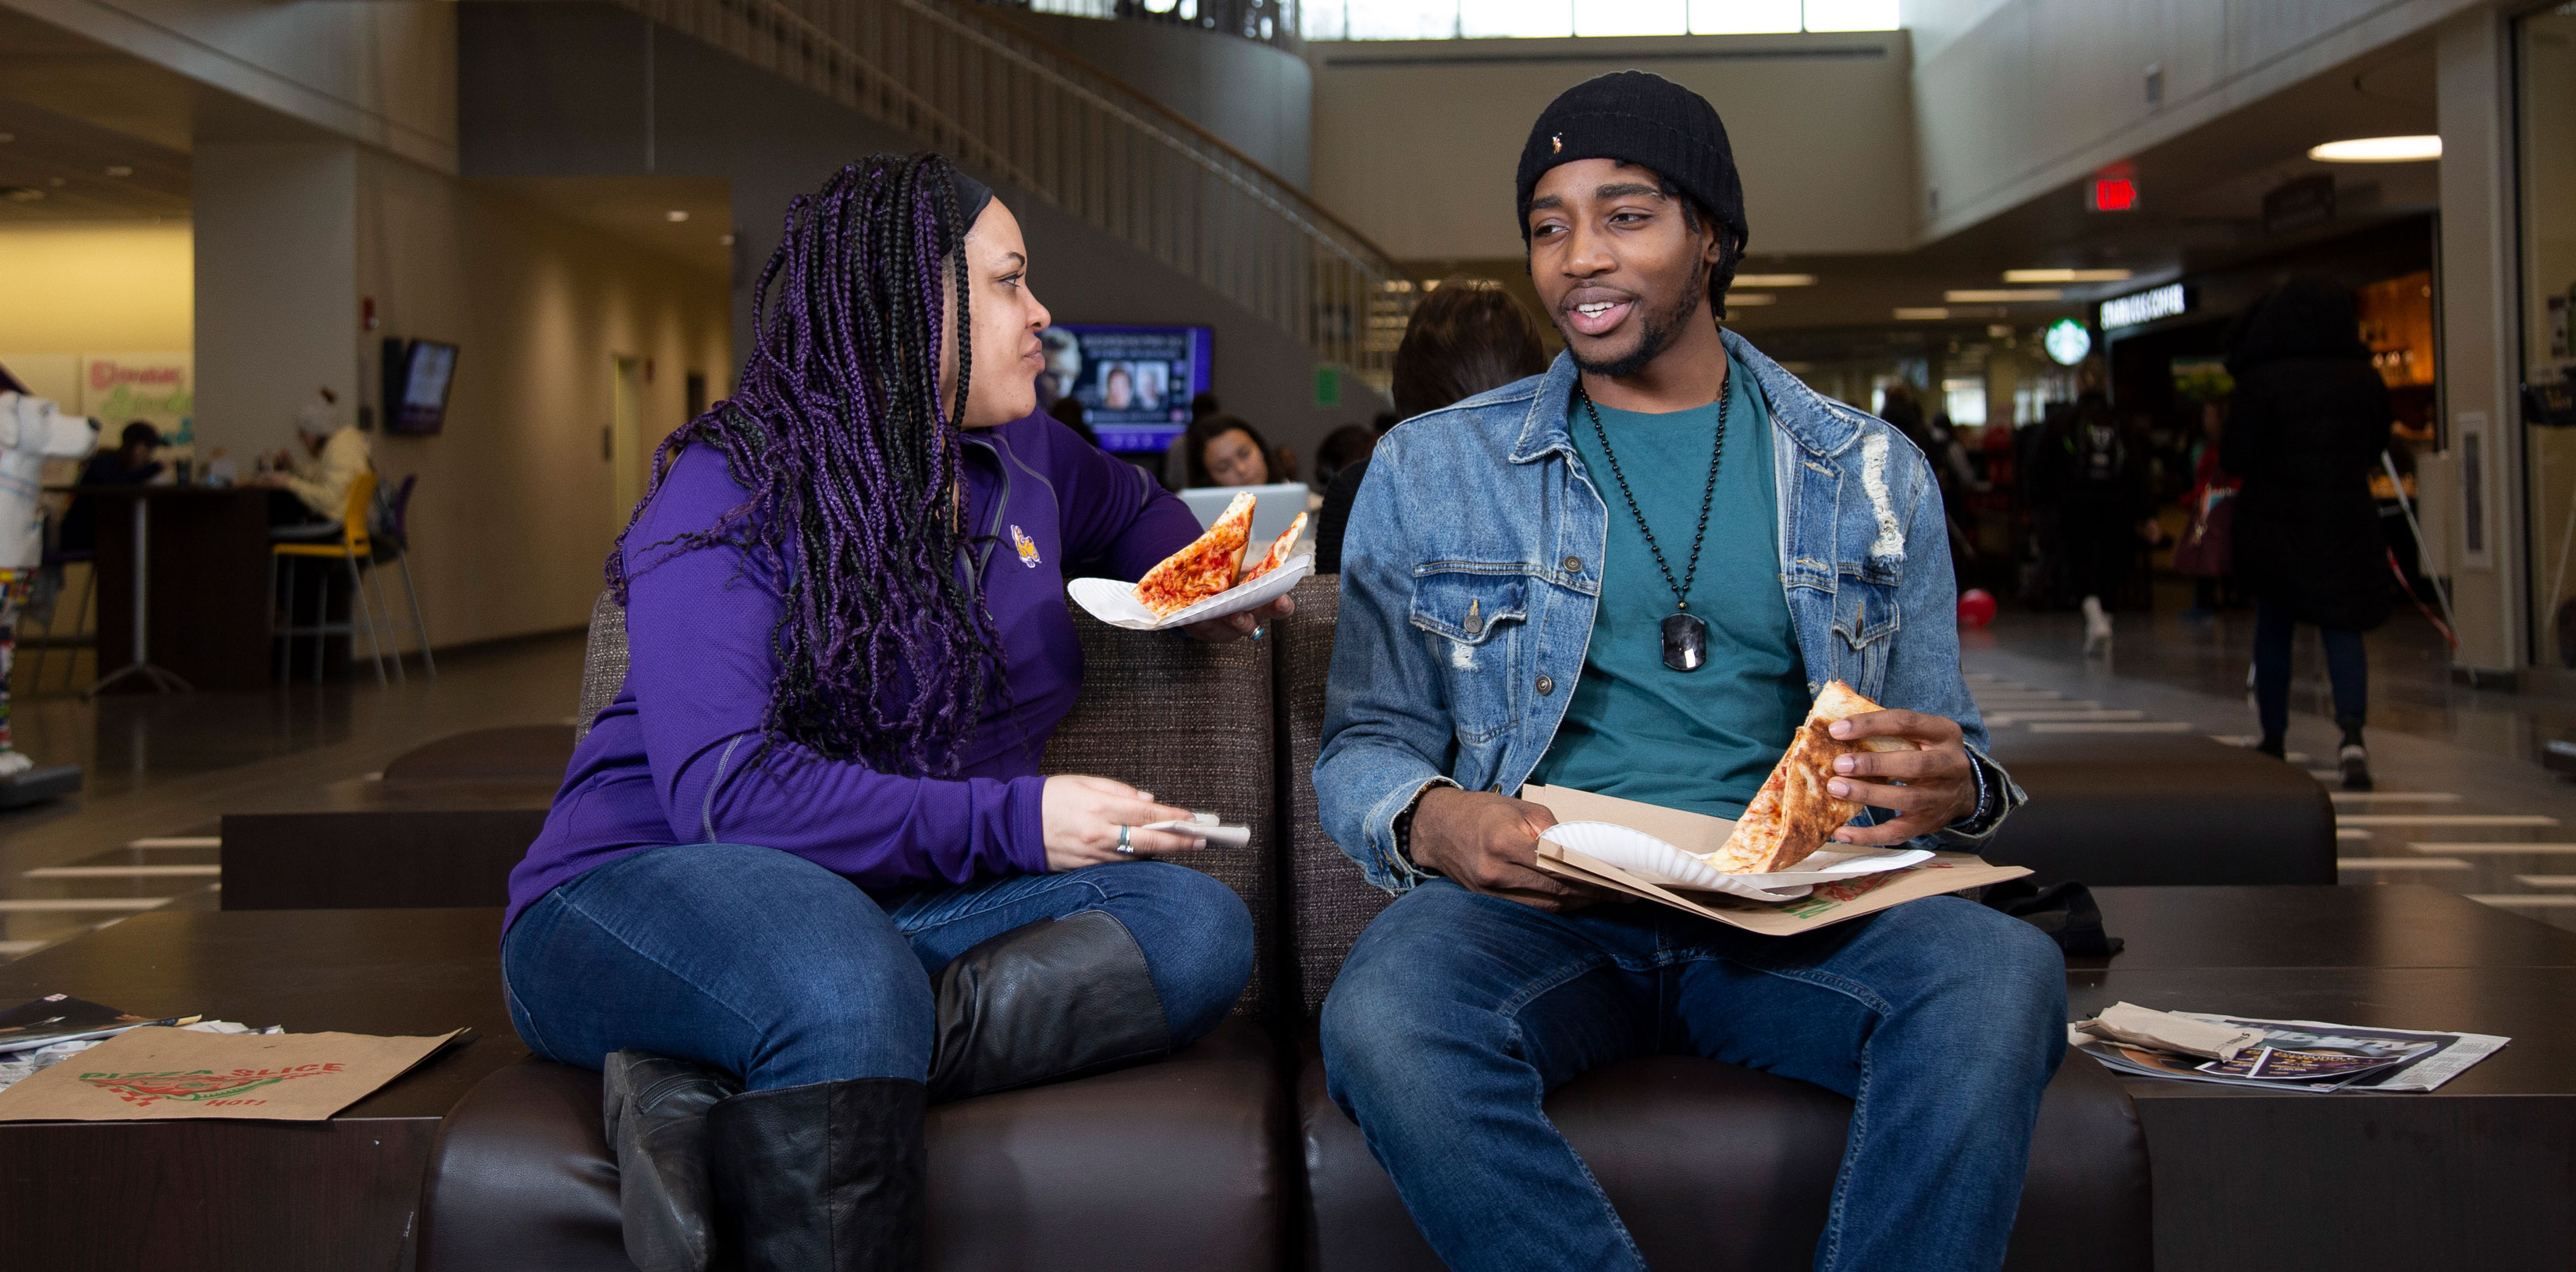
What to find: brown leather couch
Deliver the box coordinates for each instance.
[418,578,2151,1270]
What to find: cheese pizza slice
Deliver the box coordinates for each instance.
[1703,680,1915,874]
[1238,511,1308,586]
[1134,491,1256,617]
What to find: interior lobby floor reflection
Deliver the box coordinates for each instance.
[0,633,583,959]
[1968,583,2576,933]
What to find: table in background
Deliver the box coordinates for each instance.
[2078,885,2576,1268]
[0,908,521,1271]
[73,486,277,690]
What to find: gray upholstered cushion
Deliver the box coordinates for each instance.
[572,593,629,745]
[1039,609,1278,1020]
[1276,575,1396,1018]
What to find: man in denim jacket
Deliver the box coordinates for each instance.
[1314,73,2065,1271]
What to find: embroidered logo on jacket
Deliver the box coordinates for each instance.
[1010,525,1042,568]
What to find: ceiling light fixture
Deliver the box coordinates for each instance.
[1732,273,1816,287]
[104,165,133,177]
[1726,294,1777,306]
[1895,307,1950,321]
[2003,268,2132,283]
[720,233,736,245]
[2308,135,2442,162]
[1946,288,2062,303]
[667,209,691,223]
[0,133,15,143]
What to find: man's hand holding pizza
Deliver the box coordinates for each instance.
[1821,710,1982,846]
[1408,787,1621,913]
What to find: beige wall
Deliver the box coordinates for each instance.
[1307,30,1914,262]
[0,222,191,354]
[1907,0,2490,241]
[355,155,731,650]
[189,137,729,653]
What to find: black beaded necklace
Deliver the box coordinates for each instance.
[1578,381,1729,672]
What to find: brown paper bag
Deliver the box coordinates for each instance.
[0,1026,468,1122]
[1533,844,2028,936]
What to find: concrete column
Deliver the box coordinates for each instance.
[2435,9,2522,677]
[192,140,361,465]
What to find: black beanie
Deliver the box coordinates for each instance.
[1514,71,1746,252]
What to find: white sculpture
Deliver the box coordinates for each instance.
[0,391,101,779]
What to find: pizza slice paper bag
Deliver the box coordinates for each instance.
[1532,845,2028,936]
[0,1025,469,1122]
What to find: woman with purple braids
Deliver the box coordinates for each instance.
[500,153,1282,1272]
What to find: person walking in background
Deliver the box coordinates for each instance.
[2173,396,2241,619]
[1316,278,1547,573]
[2055,360,2147,655]
[2223,277,2392,790]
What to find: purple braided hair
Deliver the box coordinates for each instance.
[609,152,1008,777]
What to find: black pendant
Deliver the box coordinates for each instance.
[1661,611,1708,672]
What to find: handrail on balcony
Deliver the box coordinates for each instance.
[611,0,1415,385]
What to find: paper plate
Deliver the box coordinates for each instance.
[1068,555,1313,632]
[1540,821,1932,900]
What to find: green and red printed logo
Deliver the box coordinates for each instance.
[78,1063,348,1106]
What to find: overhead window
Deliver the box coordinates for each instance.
[1304,0,1895,38]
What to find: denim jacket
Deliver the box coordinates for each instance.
[1315,330,2025,893]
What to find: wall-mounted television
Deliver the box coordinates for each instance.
[381,337,460,435]
[1040,323,1212,453]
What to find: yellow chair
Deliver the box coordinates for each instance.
[270,470,399,686]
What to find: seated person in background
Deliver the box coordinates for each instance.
[1315,73,2051,1272]
[1183,412,1290,488]
[1314,424,1379,490]
[1047,392,1101,449]
[1161,391,1227,490]
[506,155,1278,1272]
[1317,278,1546,574]
[59,422,165,554]
[250,394,372,529]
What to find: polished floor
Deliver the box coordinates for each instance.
[1966,586,2576,933]
[2,583,2574,964]
[0,635,584,957]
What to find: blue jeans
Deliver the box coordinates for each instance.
[1320,884,2065,1272]
[2253,597,2368,740]
[503,843,1254,1091]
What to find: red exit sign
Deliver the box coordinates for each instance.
[2087,173,2139,212]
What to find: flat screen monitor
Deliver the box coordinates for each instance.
[1041,323,1211,453]
[384,338,459,435]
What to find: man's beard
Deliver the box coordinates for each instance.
[1565,260,1713,381]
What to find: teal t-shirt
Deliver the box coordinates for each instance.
[1528,352,1809,818]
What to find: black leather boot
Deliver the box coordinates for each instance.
[603,1050,741,1272]
[707,1076,926,1272]
[926,908,1173,1103]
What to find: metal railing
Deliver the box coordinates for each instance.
[616,0,1413,387]
[981,0,1301,55]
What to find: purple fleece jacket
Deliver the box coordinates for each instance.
[504,412,1204,930]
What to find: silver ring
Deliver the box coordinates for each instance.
[1251,625,1266,640]
[1115,825,1133,855]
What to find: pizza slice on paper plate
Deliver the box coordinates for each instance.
[1704,679,1915,874]
[1238,511,1308,586]
[1134,491,1256,617]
